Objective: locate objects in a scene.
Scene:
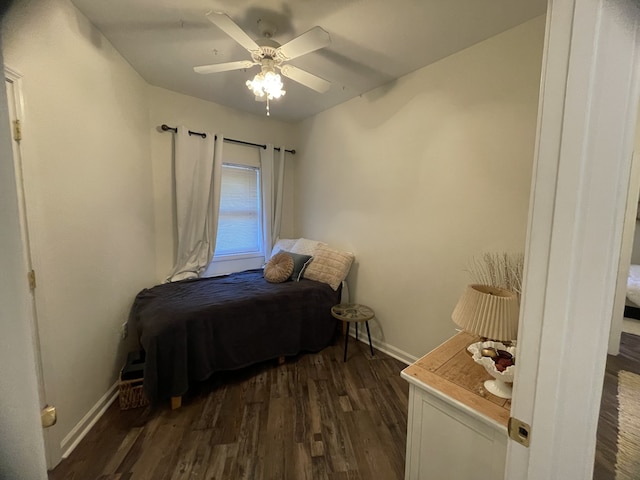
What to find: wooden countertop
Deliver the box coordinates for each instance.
[401,331,511,428]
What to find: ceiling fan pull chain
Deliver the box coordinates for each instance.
[266,97,271,116]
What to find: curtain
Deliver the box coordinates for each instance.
[260,145,286,260]
[166,128,223,282]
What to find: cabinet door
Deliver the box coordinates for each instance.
[405,384,507,480]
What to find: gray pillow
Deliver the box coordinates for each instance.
[280,250,313,281]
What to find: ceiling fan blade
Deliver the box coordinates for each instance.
[276,26,330,60]
[280,65,330,93]
[194,60,256,74]
[206,11,261,53]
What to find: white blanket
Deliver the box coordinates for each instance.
[627,264,640,306]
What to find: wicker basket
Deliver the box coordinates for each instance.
[118,375,149,410]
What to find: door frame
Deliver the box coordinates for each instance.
[506,0,640,477]
[5,65,61,469]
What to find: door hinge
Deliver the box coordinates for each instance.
[508,417,531,447]
[13,119,22,142]
[28,269,36,290]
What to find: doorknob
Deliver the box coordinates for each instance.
[41,405,56,428]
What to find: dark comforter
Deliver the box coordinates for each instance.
[128,269,340,403]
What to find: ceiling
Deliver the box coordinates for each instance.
[70,0,547,122]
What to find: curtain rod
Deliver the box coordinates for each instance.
[160,124,296,154]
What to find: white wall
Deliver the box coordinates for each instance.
[295,17,545,360]
[0,37,48,480]
[2,0,156,463]
[147,86,298,280]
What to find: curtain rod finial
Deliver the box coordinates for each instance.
[161,124,177,133]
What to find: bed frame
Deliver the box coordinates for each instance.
[168,354,286,409]
[624,305,640,320]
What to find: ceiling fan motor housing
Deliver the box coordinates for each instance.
[252,40,282,64]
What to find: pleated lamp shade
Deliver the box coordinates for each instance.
[452,284,519,341]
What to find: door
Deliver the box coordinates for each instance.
[505,0,640,477]
[0,45,47,478]
[5,67,61,468]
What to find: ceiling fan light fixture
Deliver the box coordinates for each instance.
[246,68,286,101]
[262,70,286,99]
[246,73,266,97]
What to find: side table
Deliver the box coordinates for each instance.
[331,303,375,362]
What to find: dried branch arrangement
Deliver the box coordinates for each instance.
[467,252,524,296]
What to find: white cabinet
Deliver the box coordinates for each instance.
[401,332,509,480]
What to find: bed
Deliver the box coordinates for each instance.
[128,268,342,404]
[625,264,640,319]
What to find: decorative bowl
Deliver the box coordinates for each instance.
[468,341,516,399]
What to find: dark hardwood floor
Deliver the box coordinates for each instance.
[49,336,409,480]
[594,331,640,479]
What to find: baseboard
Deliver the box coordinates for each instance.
[349,331,417,366]
[60,382,119,459]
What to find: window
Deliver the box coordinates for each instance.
[214,163,262,258]
[203,143,266,278]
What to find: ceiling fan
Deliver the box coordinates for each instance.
[194,12,331,114]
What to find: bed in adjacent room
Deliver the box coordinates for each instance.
[625,264,640,319]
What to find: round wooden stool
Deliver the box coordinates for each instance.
[331,303,375,362]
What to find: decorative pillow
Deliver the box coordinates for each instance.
[280,250,314,281]
[263,252,294,283]
[270,238,297,259]
[303,244,355,291]
[290,238,326,257]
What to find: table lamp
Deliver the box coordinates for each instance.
[452,284,519,398]
[451,284,519,342]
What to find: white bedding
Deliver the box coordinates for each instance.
[627,264,640,306]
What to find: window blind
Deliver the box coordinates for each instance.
[214,164,262,256]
